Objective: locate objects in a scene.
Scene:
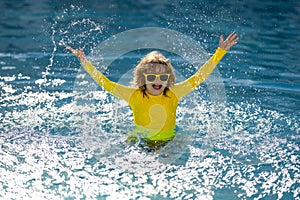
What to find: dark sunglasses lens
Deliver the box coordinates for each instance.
[160,75,169,81]
[147,75,156,82]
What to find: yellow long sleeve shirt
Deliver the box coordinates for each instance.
[83,47,227,141]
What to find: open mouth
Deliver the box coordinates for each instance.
[152,84,162,90]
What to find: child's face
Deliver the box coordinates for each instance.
[144,65,169,96]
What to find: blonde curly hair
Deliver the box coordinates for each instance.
[132,51,176,97]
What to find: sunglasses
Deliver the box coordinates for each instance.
[143,73,170,82]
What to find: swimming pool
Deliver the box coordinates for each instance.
[0,0,299,199]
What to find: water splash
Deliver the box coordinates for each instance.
[0,3,299,199]
[1,88,298,199]
[38,5,105,89]
[42,21,57,83]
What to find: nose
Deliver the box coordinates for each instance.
[154,76,163,83]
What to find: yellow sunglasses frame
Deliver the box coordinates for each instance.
[143,73,170,82]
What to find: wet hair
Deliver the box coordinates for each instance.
[131,51,176,97]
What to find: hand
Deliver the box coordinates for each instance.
[67,46,87,65]
[218,33,239,51]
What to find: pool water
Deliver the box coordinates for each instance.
[0,0,299,199]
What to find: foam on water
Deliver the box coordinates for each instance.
[0,75,299,199]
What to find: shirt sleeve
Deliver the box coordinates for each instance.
[171,47,227,99]
[83,61,135,103]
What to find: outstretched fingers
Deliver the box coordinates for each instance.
[227,33,239,45]
[67,46,80,56]
[219,33,239,51]
[66,46,75,53]
[66,46,87,65]
[220,35,224,43]
[67,46,83,57]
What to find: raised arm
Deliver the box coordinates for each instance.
[171,33,238,99]
[67,46,135,102]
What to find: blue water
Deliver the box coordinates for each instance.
[0,0,299,199]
